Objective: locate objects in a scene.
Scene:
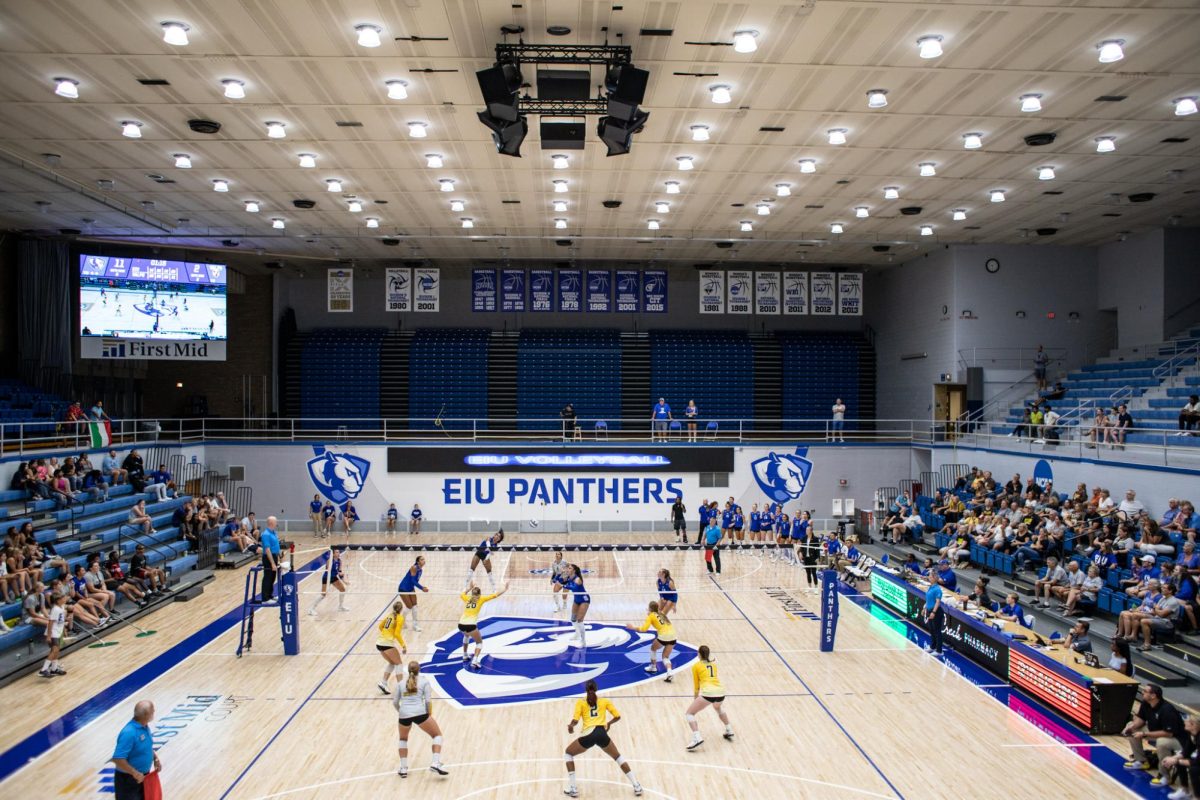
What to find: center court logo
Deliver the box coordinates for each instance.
[420,616,697,708]
[306,446,370,505]
[751,446,814,503]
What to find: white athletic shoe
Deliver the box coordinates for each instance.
[414,624,422,632]
[643,665,658,674]
[397,768,408,778]
[337,606,349,613]
[687,738,704,751]
[723,731,735,741]
[429,764,449,776]
[633,783,644,796]
[564,788,580,797]
[308,608,317,617]
[377,681,390,695]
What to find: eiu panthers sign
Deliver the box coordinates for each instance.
[420,616,698,708]
[306,446,370,505]
[751,446,815,503]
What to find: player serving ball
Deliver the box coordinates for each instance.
[563,680,643,797]
[397,556,429,632]
[686,645,735,750]
[308,546,348,616]
[376,600,407,695]
[627,600,676,680]
[463,529,504,590]
[458,582,508,670]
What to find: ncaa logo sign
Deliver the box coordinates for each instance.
[751,447,814,503]
[306,446,370,505]
[420,616,698,708]
[1032,459,1054,491]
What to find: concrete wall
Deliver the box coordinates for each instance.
[1098,229,1166,348]
[1163,228,1200,337]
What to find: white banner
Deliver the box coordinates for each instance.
[414,267,440,312]
[698,270,724,314]
[783,271,808,315]
[327,268,353,312]
[755,272,781,315]
[81,337,226,361]
[385,268,411,312]
[838,272,863,316]
[727,270,752,314]
[810,271,836,316]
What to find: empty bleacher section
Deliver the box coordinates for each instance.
[0,379,67,441]
[516,330,621,431]
[651,331,753,431]
[409,329,490,430]
[778,332,875,431]
[299,329,385,427]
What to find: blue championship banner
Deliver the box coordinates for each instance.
[615,270,640,312]
[501,269,526,312]
[530,269,553,312]
[819,568,838,652]
[280,567,300,655]
[472,269,497,312]
[557,269,582,312]
[643,270,667,313]
[586,270,611,312]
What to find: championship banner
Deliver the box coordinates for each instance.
[838,272,863,316]
[727,270,752,314]
[783,271,808,315]
[643,270,667,313]
[530,270,554,312]
[755,271,781,315]
[413,267,440,312]
[472,269,497,312]
[586,270,611,312]
[810,271,836,316]
[819,568,839,652]
[501,269,526,312]
[385,267,411,312]
[615,270,640,312]
[699,270,724,314]
[327,268,353,312]
[557,270,582,312]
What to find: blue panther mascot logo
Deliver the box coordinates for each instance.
[751,446,814,503]
[305,446,370,505]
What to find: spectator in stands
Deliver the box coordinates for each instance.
[222,517,256,553]
[122,450,146,492]
[1169,563,1199,630]
[127,499,155,535]
[241,511,259,536]
[1137,582,1184,652]
[1045,381,1067,400]
[1091,541,1119,575]
[1109,639,1133,676]
[1162,498,1184,528]
[1010,407,1033,440]
[830,399,846,442]
[21,581,50,632]
[935,560,958,592]
[211,492,232,525]
[933,493,964,523]
[938,530,970,564]
[61,457,81,492]
[1181,542,1200,577]
[685,400,699,442]
[1063,564,1103,616]
[1086,406,1109,449]
[102,450,127,485]
[49,469,77,510]
[59,575,105,628]
[1111,404,1134,448]
[1033,556,1068,607]
[996,593,1026,625]
[651,397,672,442]
[0,547,29,603]
[1123,557,1162,598]
[1116,489,1147,521]
[1046,558,1086,608]
[90,399,110,422]
[129,544,166,597]
[145,464,171,502]
[103,550,149,607]
[888,507,924,545]
[1178,395,1200,436]
[1065,619,1092,653]
[77,563,115,615]
[559,403,578,441]
[1117,580,1165,639]
[1034,344,1049,392]
[1029,404,1045,442]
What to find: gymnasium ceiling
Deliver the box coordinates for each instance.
[0,0,1198,269]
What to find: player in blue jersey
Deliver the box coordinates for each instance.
[385,503,399,535]
[309,546,349,615]
[409,504,423,535]
[790,512,808,565]
[321,501,337,537]
[398,555,429,632]
[772,513,792,563]
[656,568,678,615]
[464,529,505,591]
[698,498,710,533]
[730,507,745,553]
[720,503,733,539]
[309,494,324,535]
[341,501,359,538]
[550,550,572,612]
[749,504,761,545]
[563,563,591,647]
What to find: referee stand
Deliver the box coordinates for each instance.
[236,544,302,656]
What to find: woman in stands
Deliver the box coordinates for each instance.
[102,551,148,608]
[458,582,509,670]
[56,576,104,628]
[685,644,735,750]
[21,580,51,633]
[685,399,698,443]
[397,555,429,631]
[656,568,678,615]
[1086,406,1109,448]
[627,600,676,679]
[562,680,643,798]
[563,564,591,648]
[463,529,504,591]
[309,546,348,616]
[1107,638,1133,676]
[392,661,448,778]
[0,547,29,603]
[376,600,407,695]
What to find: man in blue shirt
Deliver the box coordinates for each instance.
[997,593,1026,626]
[101,449,127,485]
[111,699,159,799]
[703,519,723,575]
[936,560,959,593]
[260,516,281,602]
[651,397,672,441]
[90,399,110,422]
[924,575,945,655]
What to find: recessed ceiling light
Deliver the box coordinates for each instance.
[450,199,466,212]
[425,154,444,168]
[356,24,383,48]
[408,121,428,138]
[917,35,943,59]
[647,219,660,230]
[952,209,967,221]
[709,84,732,104]
[918,162,936,177]
[676,156,694,171]
[1174,96,1198,116]
[920,224,933,236]
[298,153,317,168]
[1019,93,1043,112]
[265,121,286,138]
[461,217,474,229]
[830,222,844,234]
[1095,136,1117,153]
[552,179,569,193]
[121,121,143,138]
[1097,39,1125,63]
[386,80,409,100]
[244,200,260,213]
[756,203,771,216]
[732,30,758,53]
[366,217,380,228]
[866,89,888,109]
[1037,166,1056,180]
[552,154,570,170]
[883,186,899,200]
[173,154,192,168]
[740,220,753,232]
[827,128,847,145]
[326,179,343,192]
[798,158,817,174]
[212,179,229,192]
[54,78,79,99]
[222,79,246,99]
[775,183,791,197]
[439,178,455,192]
[989,189,1006,202]
[963,132,983,150]
[855,206,869,218]
[161,21,190,46]
[664,180,681,194]
[348,200,363,213]
[552,200,568,212]
[655,201,670,213]
[272,218,285,229]
[690,124,710,142]
[555,218,568,229]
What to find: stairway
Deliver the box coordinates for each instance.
[380,330,412,428]
[749,333,782,431]
[280,331,311,418]
[856,336,877,432]
[487,331,519,431]
[619,332,651,436]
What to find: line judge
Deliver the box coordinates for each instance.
[111,700,161,799]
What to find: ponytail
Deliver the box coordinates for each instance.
[392,600,404,615]
[699,645,711,662]
[585,680,598,708]
[661,568,672,583]
[405,661,420,695]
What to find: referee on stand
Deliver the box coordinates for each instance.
[260,516,281,602]
[924,573,945,656]
[111,700,160,799]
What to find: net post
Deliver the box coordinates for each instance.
[280,543,300,655]
[819,568,839,653]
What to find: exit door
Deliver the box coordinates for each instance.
[933,383,967,441]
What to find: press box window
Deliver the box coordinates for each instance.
[699,472,729,488]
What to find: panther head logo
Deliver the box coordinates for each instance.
[306,447,370,505]
[750,447,814,502]
[420,616,698,708]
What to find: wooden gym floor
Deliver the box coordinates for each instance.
[0,532,1140,799]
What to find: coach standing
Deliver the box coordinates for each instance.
[672,496,688,544]
[651,397,672,442]
[111,700,160,799]
[260,516,281,602]
[924,574,944,656]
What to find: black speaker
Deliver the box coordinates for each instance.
[540,121,586,150]
[476,64,522,122]
[537,69,591,100]
[478,112,527,157]
[605,65,649,122]
[597,110,649,156]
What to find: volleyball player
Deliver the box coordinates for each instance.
[656,568,678,615]
[410,503,422,535]
[309,546,348,615]
[321,500,336,536]
[463,529,504,590]
[550,550,571,612]
[309,494,323,535]
[39,592,69,677]
[563,564,591,647]
[730,505,745,553]
[397,556,428,632]
[627,600,676,679]
[772,512,791,562]
[385,503,399,535]
[459,582,509,670]
[791,510,812,568]
[376,600,407,695]
[393,661,448,777]
[686,645,734,749]
[563,680,643,797]
[748,504,761,545]
[341,501,359,537]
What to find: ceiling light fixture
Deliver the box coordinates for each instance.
[690,124,710,142]
[356,24,383,48]
[664,180,681,194]
[883,186,900,200]
[855,206,869,218]
[1037,165,1056,181]
[866,89,888,109]
[732,30,759,53]
[298,153,317,168]
[161,21,190,46]
[1095,136,1117,153]
[647,219,660,230]
[917,35,944,59]
[408,121,428,138]
[366,218,379,228]
[709,84,732,104]
[552,200,568,212]
[212,179,229,192]
[551,154,570,170]
[265,121,286,138]
[740,221,753,232]
[450,199,466,212]
[756,203,771,216]
[54,78,79,98]
[425,154,444,169]
[439,178,455,192]
[655,201,670,214]
[244,200,260,213]
[775,183,792,197]
[555,218,568,229]
[1019,93,1042,112]
[676,156,694,171]
[461,217,474,229]
[1174,96,1199,116]
[920,224,933,236]
[1097,39,1125,63]
[386,80,409,100]
[222,79,246,99]
[963,132,983,150]
[798,158,817,174]
[121,121,143,138]
[348,200,363,213]
[989,189,1006,203]
[173,154,192,168]
[272,218,285,229]
[827,128,847,145]
[552,179,569,193]
[952,209,967,221]
[326,179,343,192]
[918,162,937,177]
[830,222,844,234]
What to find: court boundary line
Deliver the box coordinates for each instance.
[710,575,906,800]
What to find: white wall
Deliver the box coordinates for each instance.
[1163,228,1200,337]
[1098,229,1166,348]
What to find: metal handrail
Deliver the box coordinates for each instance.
[964,369,1039,423]
[1153,340,1200,380]
[116,521,175,572]
[957,347,1066,371]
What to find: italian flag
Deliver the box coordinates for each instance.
[89,420,112,448]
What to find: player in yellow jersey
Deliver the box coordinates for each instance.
[459,582,508,671]
[626,600,676,680]
[686,644,734,750]
[376,600,407,695]
[563,680,643,797]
